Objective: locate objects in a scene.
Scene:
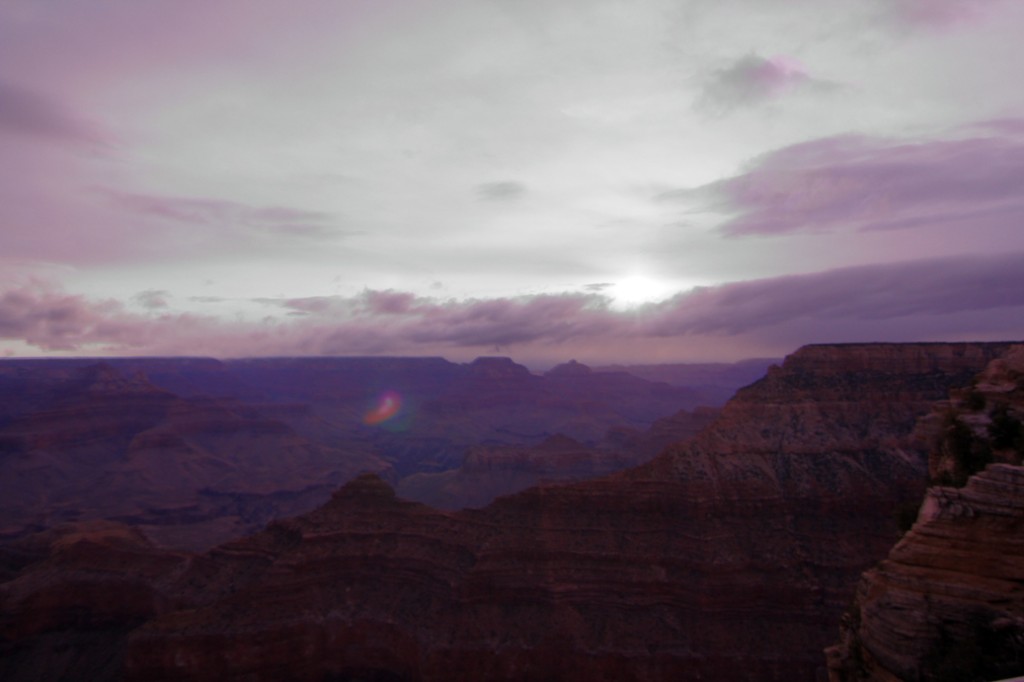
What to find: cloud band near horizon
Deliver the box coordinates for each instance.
[3,251,1022,365]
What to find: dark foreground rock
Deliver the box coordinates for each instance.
[828,346,1024,682]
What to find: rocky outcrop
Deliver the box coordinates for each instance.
[919,345,1024,486]
[827,346,1024,682]
[826,465,1024,682]
[112,342,1016,681]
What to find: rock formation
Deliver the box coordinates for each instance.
[1,342,1017,681]
[827,346,1024,682]
[117,342,1014,681]
[826,464,1024,682]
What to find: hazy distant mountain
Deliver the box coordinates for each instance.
[594,358,779,404]
[0,355,756,548]
[0,362,388,549]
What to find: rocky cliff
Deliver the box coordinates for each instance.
[826,464,1024,682]
[827,346,1024,682]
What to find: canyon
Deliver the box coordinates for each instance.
[0,343,1020,680]
[0,356,741,548]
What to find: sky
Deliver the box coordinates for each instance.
[1,0,1023,367]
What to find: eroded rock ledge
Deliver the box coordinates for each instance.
[826,464,1024,682]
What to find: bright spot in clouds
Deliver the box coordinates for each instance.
[609,276,675,308]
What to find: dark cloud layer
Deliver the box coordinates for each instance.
[643,251,1024,337]
[665,124,1024,237]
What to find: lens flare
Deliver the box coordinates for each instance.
[364,390,402,425]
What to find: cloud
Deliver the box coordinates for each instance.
[3,252,1022,361]
[133,289,170,310]
[0,281,141,351]
[0,80,109,146]
[664,122,1024,237]
[697,54,832,113]
[261,290,618,349]
[642,251,1024,337]
[105,191,338,238]
[886,0,1006,30]
[476,181,527,201]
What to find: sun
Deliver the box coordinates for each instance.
[609,276,671,308]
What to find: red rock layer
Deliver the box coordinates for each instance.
[117,343,1015,682]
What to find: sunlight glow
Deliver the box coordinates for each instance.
[609,276,674,308]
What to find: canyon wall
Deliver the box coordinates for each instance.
[827,345,1024,682]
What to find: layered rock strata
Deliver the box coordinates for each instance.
[114,343,1015,681]
[828,346,1024,681]
[826,464,1024,682]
